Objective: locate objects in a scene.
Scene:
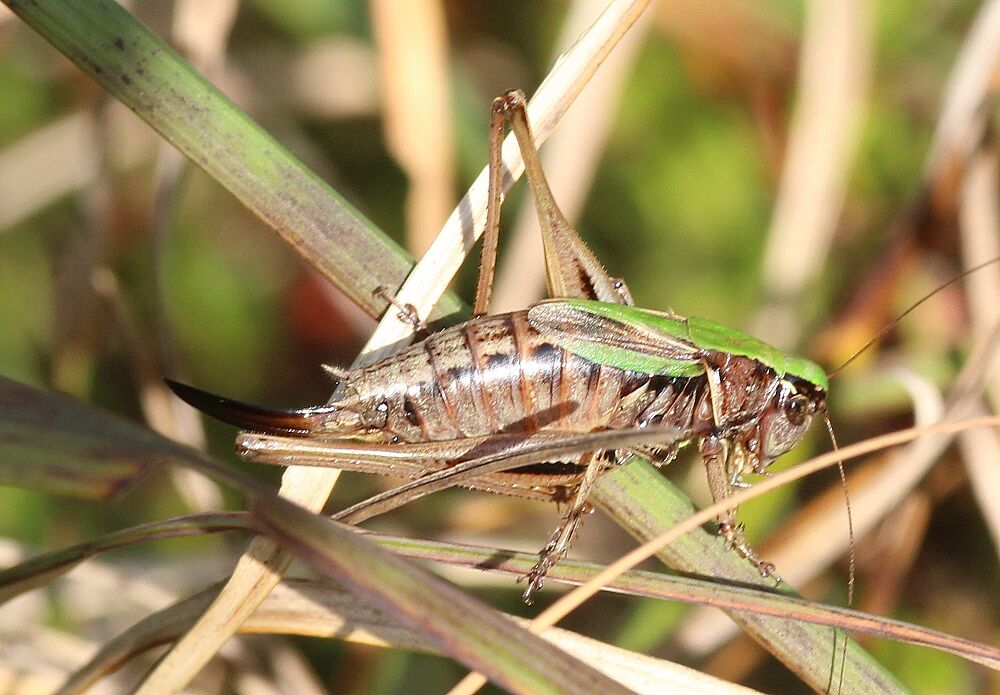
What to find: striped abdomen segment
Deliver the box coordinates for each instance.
[341,311,636,443]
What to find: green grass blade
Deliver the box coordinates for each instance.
[1,0,465,322]
[0,512,253,605]
[0,375,194,499]
[253,494,633,695]
[379,535,999,671]
[595,458,910,695]
[4,510,992,673]
[61,578,744,695]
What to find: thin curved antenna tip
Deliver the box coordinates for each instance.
[825,412,853,695]
[824,414,855,607]
[826,256,1000,380]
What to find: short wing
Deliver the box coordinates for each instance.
[527,299,704,377]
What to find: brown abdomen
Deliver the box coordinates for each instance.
[340,311,635,442]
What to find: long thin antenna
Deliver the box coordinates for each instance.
[825,413,852,695]
[827,256,1000,379]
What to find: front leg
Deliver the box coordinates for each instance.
[699,435,778,580]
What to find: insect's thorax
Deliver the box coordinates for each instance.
[332,312,782,449]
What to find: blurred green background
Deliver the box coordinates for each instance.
[1,1,998,693]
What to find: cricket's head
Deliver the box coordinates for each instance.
[757,362,828,466]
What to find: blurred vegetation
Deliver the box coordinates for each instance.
[0,1,998,693]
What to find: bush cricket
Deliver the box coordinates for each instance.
[170,90,838,602]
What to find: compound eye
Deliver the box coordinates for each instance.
[784,393,810,427]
